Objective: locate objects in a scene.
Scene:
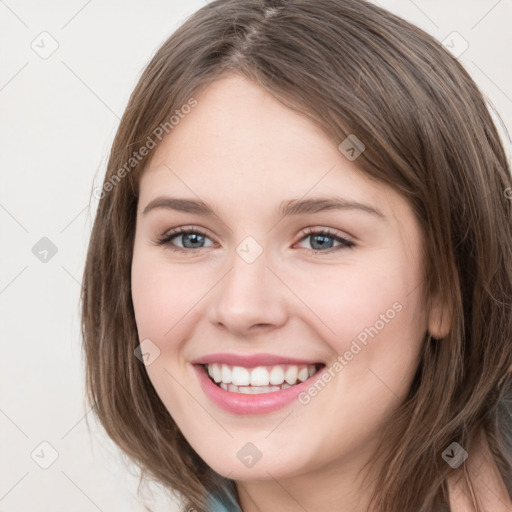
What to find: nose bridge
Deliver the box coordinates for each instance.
[210,236,287,332]
[227,253,265,301]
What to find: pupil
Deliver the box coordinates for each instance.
[311,234,333,250]
[183,233,204,248]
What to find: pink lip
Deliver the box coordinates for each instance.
[193,363,325,415]
[190,352,321,367]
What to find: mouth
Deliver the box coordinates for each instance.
[192,356,329,414]
[199,362,326,394]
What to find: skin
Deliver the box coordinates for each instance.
[131,74,454,512]
[447,434,512,512]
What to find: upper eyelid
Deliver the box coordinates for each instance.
[300,226,353,239]
[161,225,350,238]
[163,226,215,242]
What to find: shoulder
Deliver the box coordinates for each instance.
[447,433,512,512]
[205,489,242,512]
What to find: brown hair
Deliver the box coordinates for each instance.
[81,0,512,510]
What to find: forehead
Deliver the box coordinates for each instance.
[138,75,409,224]
[149,75,344,179]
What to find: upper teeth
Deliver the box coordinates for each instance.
[206,363,317,386]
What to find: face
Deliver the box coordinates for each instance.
[131,74,434,486]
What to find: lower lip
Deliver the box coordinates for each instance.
[193,364,323,415]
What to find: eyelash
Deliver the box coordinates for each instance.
[153,226,355,254]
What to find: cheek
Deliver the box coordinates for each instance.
[329,289,425,408]
[131,248,207,340]
[287,257,424,349]
[287,256,426,407]
[130,249,202,411]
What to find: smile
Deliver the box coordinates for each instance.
[205,363,320,394]
[193,358,326,414]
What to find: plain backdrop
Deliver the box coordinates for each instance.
[1,1,511,511]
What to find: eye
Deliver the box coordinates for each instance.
[154,226,355,254]
[295,227,355,253]
[154,227,215,252]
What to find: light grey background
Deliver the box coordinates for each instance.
[1,1,511,511]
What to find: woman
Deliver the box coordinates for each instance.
[81,1,512,510]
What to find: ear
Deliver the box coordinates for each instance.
[427,292,452,339]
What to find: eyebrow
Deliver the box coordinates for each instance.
[142,196,385,219]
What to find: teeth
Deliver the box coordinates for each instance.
[219,382,293,394]
[209,363,222,383]
[298,367,309,382]
[206,363,319,388]
[250,366,269,386]
[221,364,232,384]
[231,366,250,386]
[285,366,298,385]
[269,366,285,385]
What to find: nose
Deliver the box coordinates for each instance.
[208,247,288,337]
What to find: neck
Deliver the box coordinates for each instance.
[447,431,512,512]
[235,441,378,512]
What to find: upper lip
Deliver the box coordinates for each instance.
[190,353,323,367]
